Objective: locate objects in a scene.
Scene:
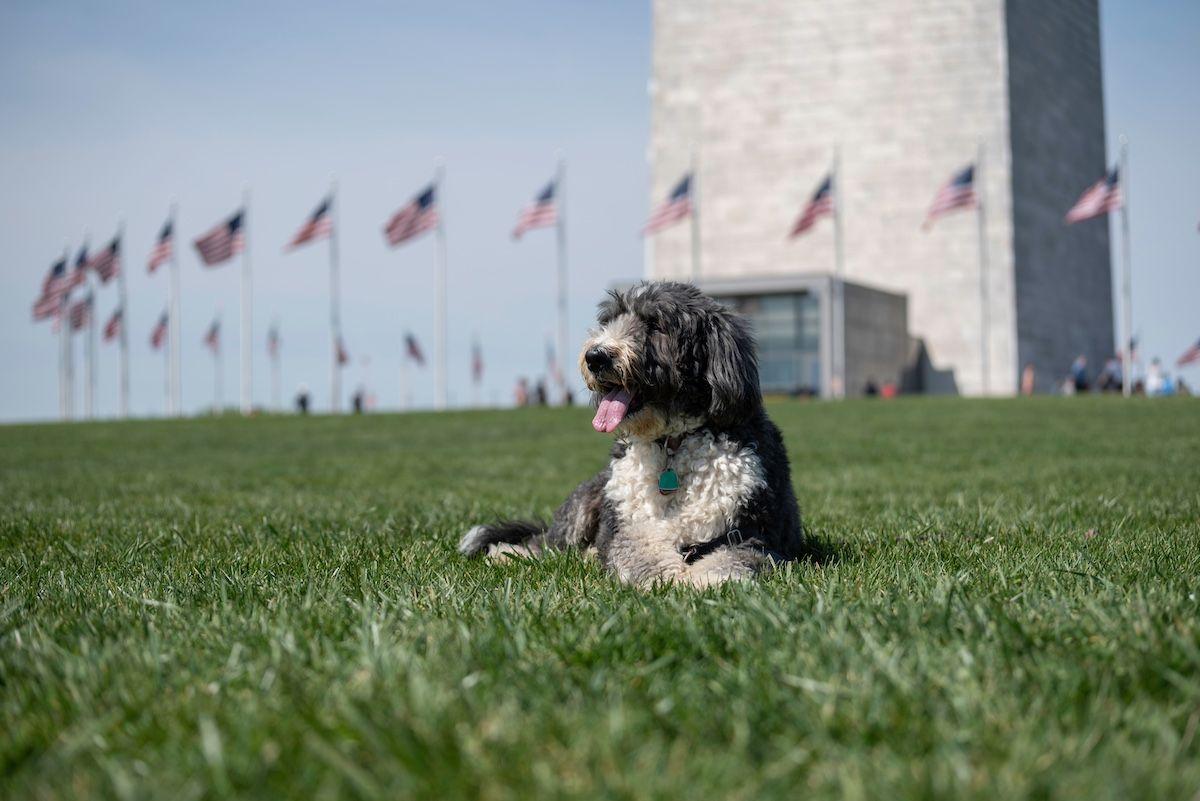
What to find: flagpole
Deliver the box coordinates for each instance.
[555,154,569,404]
[63,296,74,419]
[85,289,96,420]
[329,175,342,413]
[58,246,68,421]
[163,314,170,414]
[241,186,253,416]
[434,160,448,411]
[272,320,282,412]
[1118,135,1133,399]
[162,214,173,416]
[831,146,846,399]
[69,233,86,421]
[169,201,181,416]
[689,149,701,283]
[399,351,409,411]
[164,208,174,415]
[116,221,130,418]
[976,140,991,397]
[273,342,282,412]
[215,320,223,413]
[80,236,96,419]
[471,335,481,409]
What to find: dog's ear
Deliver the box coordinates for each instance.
[596,289,623,324]
[705,307,761,425]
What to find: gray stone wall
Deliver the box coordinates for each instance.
[1006,0,1114,391]
[649,0,1112,395]
[842,281,909,397]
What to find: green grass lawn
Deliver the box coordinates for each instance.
[2,397,1199,800]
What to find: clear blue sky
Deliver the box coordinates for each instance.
[0,0,1196,421]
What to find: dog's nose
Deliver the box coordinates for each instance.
[585,347,613,373]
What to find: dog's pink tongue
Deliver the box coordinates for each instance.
[592,389,632,433]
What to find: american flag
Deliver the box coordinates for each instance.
[147,219,173,273]
[1065,167,1122,224]
[287,196,333,250]
[32,290,63,321]
[512,181,558,239]
[103,307,122,342]
[69,294,93,332]
[267,325,280,358]
[643,173,693,235]
[32,255,70,320]
[405,333,425,366]
[194,210,245,266]
[471,339,483,384]
[790,174,834,237]
[1177,337,1200,368]
[89,236,121,284]
[384,185,439,247]
[204,319,221,353]
[33,296,62,320]
[69,244,90,291]
[336,336,350,366]
[924,165,976,228]
[150,311,169,350]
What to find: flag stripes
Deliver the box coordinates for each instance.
[69,294,93,331]
[644,173,692,234]
[287,197,333,250]
[513,181,558,239]
[32,256,70,320]
[70,245,90,291]
[194,211,245,266]
[33,292,62,321]
[42,256,71,298]
[148,220,173,272]
[1065,167,1122,224]
[924,165,976,227]
[384,186,439,247]
[103,308,122,342]
[89,237,121,284]
[1178,338,1200,368]
[790,174,834,237]
[150,312,169,349]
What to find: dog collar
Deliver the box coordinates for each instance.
[656,434,684,495]
[659,434,684,452]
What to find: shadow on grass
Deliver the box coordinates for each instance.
[792,530,846,569]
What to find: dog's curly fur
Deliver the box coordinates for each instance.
[459,281,804,587]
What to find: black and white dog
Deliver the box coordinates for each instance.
[459,281,804,587]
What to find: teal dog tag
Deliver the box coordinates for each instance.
[658,468,679,495]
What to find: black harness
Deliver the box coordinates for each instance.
[678,524,788,565]
[679,529,747,564]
